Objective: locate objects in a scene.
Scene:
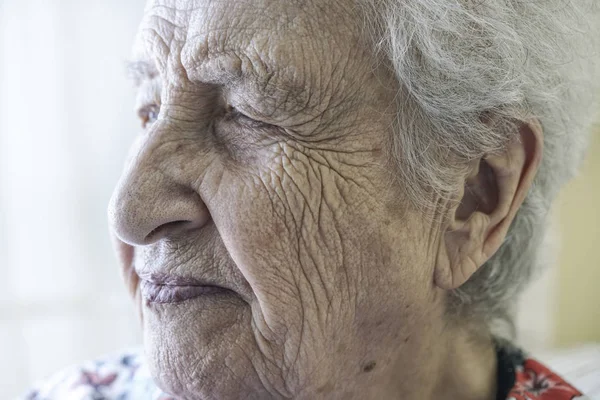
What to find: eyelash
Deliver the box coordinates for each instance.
[137,103,273,131]
[223,105,264,127]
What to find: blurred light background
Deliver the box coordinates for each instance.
[0,0,598,398]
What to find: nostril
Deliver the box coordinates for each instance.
[145,220,193,244]
[109,181,212,246]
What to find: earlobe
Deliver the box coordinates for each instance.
[434,120,544,290]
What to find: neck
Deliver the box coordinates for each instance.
[369,324,498,400]
[430,328,498,400]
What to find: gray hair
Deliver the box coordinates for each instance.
[364,0,599,336]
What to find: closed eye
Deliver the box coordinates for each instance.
[224,104,274,130]
[135,101,274,132]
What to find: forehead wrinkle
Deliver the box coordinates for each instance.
[143,0,357,82]
[138,3,204,87]
[139,0,376,124]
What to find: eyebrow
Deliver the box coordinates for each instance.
[126,59,159,87]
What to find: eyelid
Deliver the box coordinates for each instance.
[225,103,277,129]
[227,108,276,131]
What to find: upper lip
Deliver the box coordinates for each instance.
[136,271,248,302]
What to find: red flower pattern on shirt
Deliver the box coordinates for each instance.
[508,358,585,400]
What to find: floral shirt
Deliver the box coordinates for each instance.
[496,342,590,400]
[20,351,171,400]
[507,359,589,400]
[21,345,590,400]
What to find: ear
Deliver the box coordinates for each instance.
[434,120,543,290]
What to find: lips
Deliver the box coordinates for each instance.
[139,273,234,304]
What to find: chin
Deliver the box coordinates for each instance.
[141,294,274,399]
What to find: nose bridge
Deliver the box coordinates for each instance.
[109,120,211,246]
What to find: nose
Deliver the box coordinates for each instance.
[108,136,211,246]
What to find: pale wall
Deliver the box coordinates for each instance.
[555,128,600,346]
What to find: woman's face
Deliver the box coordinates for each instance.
[109,0,445,398]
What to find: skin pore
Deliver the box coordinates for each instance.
[108,0,542,399]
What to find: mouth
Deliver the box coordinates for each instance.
[139,273,235,304]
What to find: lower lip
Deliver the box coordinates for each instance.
[140,280,232,304]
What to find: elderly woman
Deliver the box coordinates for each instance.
[25,0,598,399]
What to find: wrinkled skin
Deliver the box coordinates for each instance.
[108,0,495,399]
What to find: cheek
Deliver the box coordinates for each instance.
[204,143,420,327]
[207,158,329,311]
[199,142,439,381]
